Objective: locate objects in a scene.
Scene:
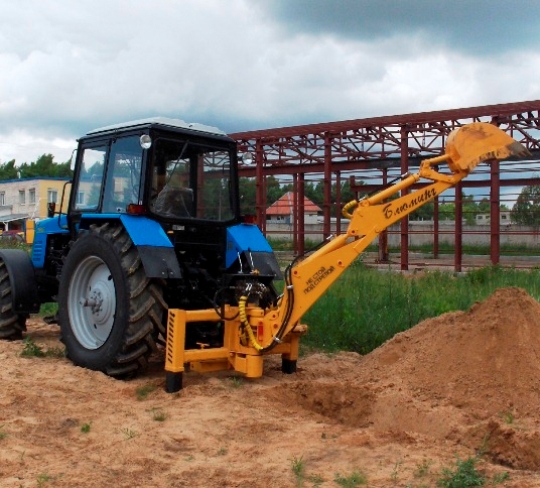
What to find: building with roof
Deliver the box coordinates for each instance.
[266,191,322,224]
[0,177,70,230]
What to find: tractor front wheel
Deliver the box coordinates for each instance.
[58,223,165,377]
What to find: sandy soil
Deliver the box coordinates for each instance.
[2,287,540,487]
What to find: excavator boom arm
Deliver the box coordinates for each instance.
[267,122,530,343]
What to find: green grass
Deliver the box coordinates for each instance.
[20,337,65,358]
[228,376,244,388]
[150,407,167,422]
[0,240,29,251]
[334,470,368,486]
[436,456,485,487]
[290,455,305,486]
[302,263,540,355]
[135,383,157,400]
[38,302,58,318]
[290,456,325,488]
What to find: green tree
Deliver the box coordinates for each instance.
[432,192,482,224]
[0,154,72,180]
[19,154,72,178]
[511,185,540,228]
[303,180,357,216]
[239,177,359,216]
[266,176,287,205]
[410,201,434,221]
[239,176,293,214]
[239,177,257,214]
[0,159,18,180]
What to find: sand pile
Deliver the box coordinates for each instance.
[274,287,540,469]
[371,286,540,418]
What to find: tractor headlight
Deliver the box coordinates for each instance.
[140,134,152,149]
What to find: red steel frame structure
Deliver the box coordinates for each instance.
[231,100,540,271]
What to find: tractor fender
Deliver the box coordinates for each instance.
[0,249,40,313]
[119,215,182,279]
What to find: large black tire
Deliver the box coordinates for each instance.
[58,222,166,377]
[0,259,27,339]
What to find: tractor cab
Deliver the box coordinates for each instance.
[69,117,240,228]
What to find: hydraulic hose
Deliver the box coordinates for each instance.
[238,295,264,352]
[238,237,328,354]
[342,200,358,219]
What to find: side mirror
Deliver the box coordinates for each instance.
[47,202,56,218]
[69,149,77,171]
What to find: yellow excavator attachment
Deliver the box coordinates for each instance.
[164,121,530,392]
[445,122,530,173]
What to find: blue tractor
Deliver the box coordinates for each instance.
[0,118,281,377]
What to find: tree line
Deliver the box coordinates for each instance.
[1,155,538,226]
[0,155,72,180]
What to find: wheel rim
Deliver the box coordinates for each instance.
[68,255,117,350]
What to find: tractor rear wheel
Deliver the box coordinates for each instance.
[0,259,27,339]
[58,222,166,377]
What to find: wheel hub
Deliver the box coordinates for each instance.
[69,256,117,349]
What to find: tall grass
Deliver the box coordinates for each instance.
[302,263,540,354]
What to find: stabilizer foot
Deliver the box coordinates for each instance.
[282,358,297,374]
[165,372,183,393]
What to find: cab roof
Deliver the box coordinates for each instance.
[86,117,227,136]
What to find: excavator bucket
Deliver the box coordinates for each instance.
[446,122,530,173]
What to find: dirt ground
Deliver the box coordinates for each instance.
[2,287,540,487]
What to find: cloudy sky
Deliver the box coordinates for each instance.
[1,0,539,164]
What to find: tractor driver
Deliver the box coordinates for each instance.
[153,166,193,218]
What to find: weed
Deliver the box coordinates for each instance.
[150,408,167,422]
[492,471,510,484]
[0,425,6,440]
[229,376,244,388]
[120,427,139,440]
[391,459,402,482]
[414,458,432,478]
[436,456,485,487]
[20,337,45,357]
[36,473,54,486]
[217,447,227,456]
[500,411,514,425]
[136,383,157,400]
[291,455,305,486]
[81,422,92,433]
[45,347,65,358]
[307,473,325,487]
[20,337,65,358]
[39,302,58,318]
[334,470,368,487]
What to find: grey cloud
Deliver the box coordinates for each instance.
[259,0,540,56]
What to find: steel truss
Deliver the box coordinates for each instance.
[231,100,540,271]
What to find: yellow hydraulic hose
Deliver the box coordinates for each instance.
[342,200,358,219]
[238,295,264,352]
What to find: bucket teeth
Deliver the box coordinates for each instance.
[506,140,531,159]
